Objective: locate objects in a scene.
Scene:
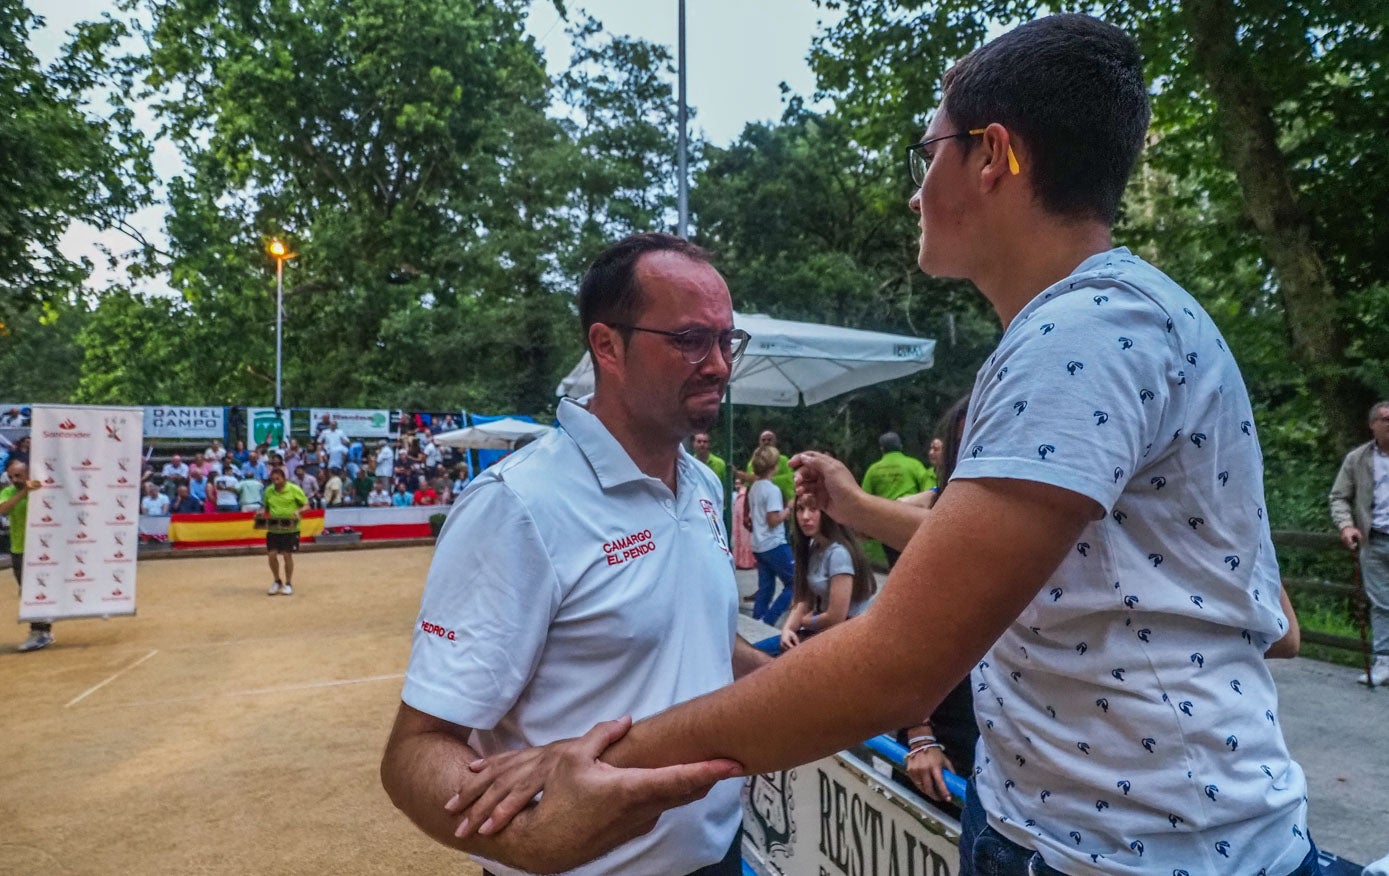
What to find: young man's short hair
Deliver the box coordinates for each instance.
[576,232,713,353]
[942,13,1150,225]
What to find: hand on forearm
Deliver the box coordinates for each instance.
[380,712,545,870]
[456,717,742,872]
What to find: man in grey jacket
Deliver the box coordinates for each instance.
[1330,399,1389,685]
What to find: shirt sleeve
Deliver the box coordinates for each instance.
[763,481,784,513]
[824,543,856,579]
[400,479,564,730]
[952,286,1177,513]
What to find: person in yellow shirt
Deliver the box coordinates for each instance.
[262,467,307,595]
[860,432,932,568]
[1,462,52,651]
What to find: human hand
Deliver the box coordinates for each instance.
[24,479,41,491]
[780,627,799,651]
[905,746,955,803]
[447,716,742,866]
[789,451,858,520]
[1341,526,1362,551]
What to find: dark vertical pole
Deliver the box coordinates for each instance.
[677,0,689,238]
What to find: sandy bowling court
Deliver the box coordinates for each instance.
[0,545,479,875]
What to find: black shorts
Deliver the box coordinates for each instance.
[266,531,300,553]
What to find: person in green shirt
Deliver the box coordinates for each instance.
[691,432,727,484]
[1,461,53,651]
[262,467,308,596]
[860,432,932,568]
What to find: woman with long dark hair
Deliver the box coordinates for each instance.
[779,497,877,650]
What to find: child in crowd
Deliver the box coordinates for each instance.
[780,497,876,650]
[748,443,794,624]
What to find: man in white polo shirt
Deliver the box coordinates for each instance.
[380,233,764,875]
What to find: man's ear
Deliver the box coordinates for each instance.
[588,322,626,378]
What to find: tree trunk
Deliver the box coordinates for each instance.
[1181,0,1365,453]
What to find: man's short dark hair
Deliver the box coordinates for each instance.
[941,14,1150,224]
[879,431,903,452]
[576,233,713,353]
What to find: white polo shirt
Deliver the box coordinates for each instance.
[955,248,1310,876]
[401,397,742,876]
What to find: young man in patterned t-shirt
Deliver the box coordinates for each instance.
[455,14,1320,876]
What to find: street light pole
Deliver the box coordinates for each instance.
[268,239,296,409]
[677,0,688,238]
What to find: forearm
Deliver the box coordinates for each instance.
[380,709,543,869]
[0,490,27,515]
[837,489,931,551]
[602,479,1088,776]
[783,602,809,632]
[610,608,938,775]
[732,636,773,679]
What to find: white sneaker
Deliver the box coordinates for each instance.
[280,583,293,596]
[268,581,283,596]
[1357,656,1389,686]
[17,630,54,652]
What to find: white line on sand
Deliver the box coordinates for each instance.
[65,649,159,708]
[93,673,405,710]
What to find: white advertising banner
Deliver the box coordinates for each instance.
[20,405,143,622]
[246,407,291,447]
[309,408,392,438]
[143,405,226,440]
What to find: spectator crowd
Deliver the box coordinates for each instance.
[136,416,474,516]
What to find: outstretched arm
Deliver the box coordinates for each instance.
[605,476,1095,775]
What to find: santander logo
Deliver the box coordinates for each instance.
[58,418,78,430]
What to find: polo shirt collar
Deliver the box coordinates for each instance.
[558,396,669,491]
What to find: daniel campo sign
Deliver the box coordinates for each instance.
[143,406,226,440]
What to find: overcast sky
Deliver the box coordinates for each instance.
[28,0,841,292]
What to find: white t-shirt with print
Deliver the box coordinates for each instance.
[748,478,786,553]
[954,248,1310,876]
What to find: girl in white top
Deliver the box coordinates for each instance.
[780,496,877,650]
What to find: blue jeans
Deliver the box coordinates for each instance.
[752,543,794,624]
[959,778,1323,876]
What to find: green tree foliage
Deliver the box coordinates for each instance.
[0,0,151,314]
[74,287,189,404]
[0,299,85,402]
[122,0,577,411]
